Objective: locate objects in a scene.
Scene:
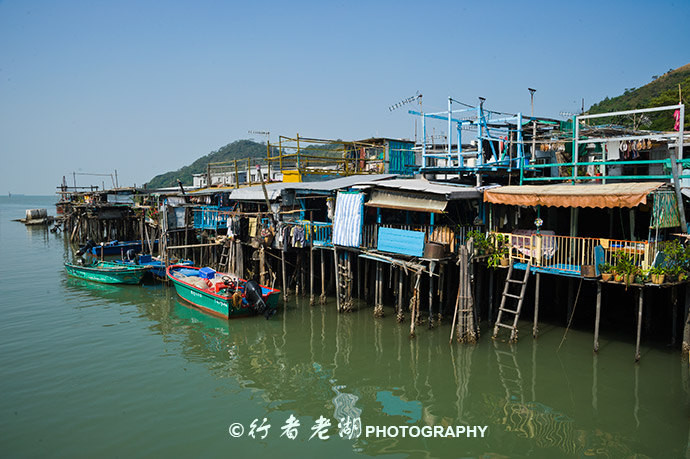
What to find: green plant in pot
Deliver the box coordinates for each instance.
[467,230,492,256]
[487,234,510,269]
[598,263,614,281]
[649,266,665,284]
[612,252,639,287]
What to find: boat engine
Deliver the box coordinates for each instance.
[76,239,97,256]
[244,280,275,319]
[125,249,137,262]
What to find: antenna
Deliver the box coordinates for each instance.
[389,91,422,112]
[248,130,270,144]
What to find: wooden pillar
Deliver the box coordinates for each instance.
[319,249,326,304]
[488,268,494,324]
[635,288,644,362]
[374,262,384,317]
[364,258,370,300]
[333,247,341,312]
[309,243,315,306]
[533,272,541,338]
[672,286,678,345]
[396,267,404,322]
[260,246,266,286]
[428,261,436,328]
[594,282,602,353]
[281,248,289,302]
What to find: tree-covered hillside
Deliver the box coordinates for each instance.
[145,140,270,188]
[588,63,689,130]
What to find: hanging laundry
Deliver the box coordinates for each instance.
[292,225,306,248]
[674,110,681,131]
[248,217,258,237]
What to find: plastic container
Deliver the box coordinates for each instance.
[199,267,216,279]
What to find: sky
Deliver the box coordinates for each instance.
[1,0,688,195]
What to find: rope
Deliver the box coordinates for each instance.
[558,278,584,351]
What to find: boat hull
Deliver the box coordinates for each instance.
[167,266,280,319]
[64,262,148,284]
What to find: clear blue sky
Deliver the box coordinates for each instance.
[1,0,688,195]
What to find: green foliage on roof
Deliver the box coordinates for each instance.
[588,63,690,130]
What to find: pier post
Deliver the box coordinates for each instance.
[319,249,326,304]
[374,262,384,317]
[333,247,341,312]
[428,261,436,328]
[309,243,315,306]
[281,248,289,302]
[533,272,541,338]
[594,282,602,353]
[488,268,494,324]
[396,267,404,322]
[672,287,678,345]
[635,288,644,362]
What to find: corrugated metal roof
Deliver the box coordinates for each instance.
[354,179,481,200]
[228,182,288,201]
[197,174,399,202]
[289,174,396,192]
[365,189,448,213]
[484,182,666,208]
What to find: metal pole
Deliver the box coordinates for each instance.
[635,288,644,362]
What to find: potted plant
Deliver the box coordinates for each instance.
[467,230,492,256]
[649,266,665,284]
[599,263,613,282]
[612,252,638,287]
[488,234,510,269]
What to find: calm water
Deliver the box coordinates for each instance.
[1,196,689,458]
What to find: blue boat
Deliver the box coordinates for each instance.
[114,254,193,278]
[89,240,158,256]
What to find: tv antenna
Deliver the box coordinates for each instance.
[389,91,422,112]
[248,130,270,144]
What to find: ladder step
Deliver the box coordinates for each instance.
[499,307,519,314]
[507,279,525,284]
[504,293,522,300]
[496,323,515,329]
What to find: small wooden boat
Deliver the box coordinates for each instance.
[167,265,280,319]
[64,260,149,284]
[114,254,193,278]
[89,240,158,256]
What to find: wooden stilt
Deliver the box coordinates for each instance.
[309,244,315,306]
[364,258,369,301]
[683,286,690,354]
[357,255,361,300]
[635,288,644,362]
[319,249,326,304]
[672,287,678,345]
[374,262,384,317]
[533,272,541,338]
[281,249,289,302]
[428,261,436,328]
[594,282,602,353]
[396,267,404,322]
[410,272,420,338]
[333,247,341,312]
[488,268,494,324]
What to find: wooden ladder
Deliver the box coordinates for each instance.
[218,243,230,272]
[492,261,531,342]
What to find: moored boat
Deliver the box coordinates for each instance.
[89,240,158,256]
[114,254,193,278]
[64,260,149,284]
[167,265,279,319]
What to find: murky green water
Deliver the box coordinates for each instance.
[2,196,689,458]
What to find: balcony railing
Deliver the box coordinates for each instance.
[491,231,655,275]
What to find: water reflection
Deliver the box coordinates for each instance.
[92,285,689,457]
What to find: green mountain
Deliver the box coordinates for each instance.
[588,63,690,130]
[145,140,270,189]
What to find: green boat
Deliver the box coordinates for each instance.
[167,265,280,319]
[64,260,149,284]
